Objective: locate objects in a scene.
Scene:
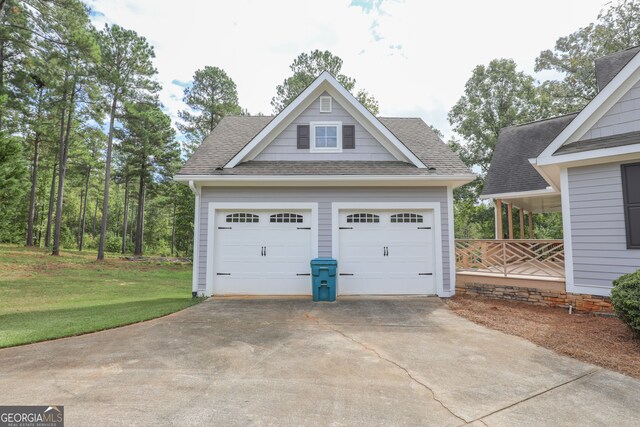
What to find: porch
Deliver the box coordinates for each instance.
[455,193,566,294]
[455,239,565,293]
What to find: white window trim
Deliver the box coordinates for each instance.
[310,121,342,153]
[319,95,332,113]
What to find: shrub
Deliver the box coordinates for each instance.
[611,269,640,337]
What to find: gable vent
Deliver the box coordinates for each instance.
[319,96,332,113]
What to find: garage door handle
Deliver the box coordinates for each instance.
[296,273,311,276]
[339,227,353,230]
[217,273,231,276]
[339,273,354,276]
[417,227,431,229]
[297,227,311,230]
[419,273,432,276]
[218,226,232,230]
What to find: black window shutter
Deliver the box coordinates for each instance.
[343,125,355,149]
[297,125,309,149]
[621,162,640,249]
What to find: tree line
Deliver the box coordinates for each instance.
[0,0,376,259]
[1,0,638,257]
[448,0,640,239]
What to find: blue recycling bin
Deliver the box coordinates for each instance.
[310,258,337,302]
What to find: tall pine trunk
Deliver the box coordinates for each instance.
[121,176,129,254]
[134,172,145,256]
[97,95,118,260]
[92,198,98,237]
[44,163,57,248]
[26,87,44,246]
[170,198,176,256]
[78,166,90,251]
[26,131,40,246]
[52,78,76,256]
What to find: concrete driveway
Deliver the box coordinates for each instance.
[1,297,638,426]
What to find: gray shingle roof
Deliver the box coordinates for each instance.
[177,116,471,176]
[482,113,578,196]
[206,161,441,175]
[595,46,640,91]
[555,129,640,155]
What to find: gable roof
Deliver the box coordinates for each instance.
[177,116,471,177]
[595,46,640,91]
[554,129,640,155]
[482,113,577,197]
[224,71,427,169]
[537,47,640,162]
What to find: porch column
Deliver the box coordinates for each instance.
[495,199,503,240]
[528,212,534,239]
[507,203,514,240]
[519,208,525,239]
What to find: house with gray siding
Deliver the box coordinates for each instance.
[481,46,640,297]
[175,71,474,297]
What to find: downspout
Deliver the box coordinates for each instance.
[189,180,201,297]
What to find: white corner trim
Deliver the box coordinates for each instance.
[205,202,319,297]
[309,121,343,153]
[331,202,445,297]
[537,51,640,160]
[559,168,575,294]
[447,186,456,296]
[223,71,427,169]
[188,181,201,294]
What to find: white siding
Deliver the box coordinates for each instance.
[568,162,640,292]
[580,79,640,140]
[196,187,450,293]
[254,92,396,161]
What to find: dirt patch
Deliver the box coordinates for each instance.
[445,295,640,379]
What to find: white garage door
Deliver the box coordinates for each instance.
[338,210,436,295]
[213,210,313,295]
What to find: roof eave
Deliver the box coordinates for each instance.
[174,173,476,188]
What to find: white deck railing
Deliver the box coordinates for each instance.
[455,239,565,279]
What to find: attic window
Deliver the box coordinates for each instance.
[310,121,342,152]
[319,96,332,113]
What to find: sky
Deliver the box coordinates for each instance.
[87,0,611,141]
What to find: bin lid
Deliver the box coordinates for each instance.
[310,257,337,265]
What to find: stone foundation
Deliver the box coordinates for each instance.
[456,282,613,314]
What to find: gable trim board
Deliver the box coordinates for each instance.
[480,187,558,201]
[224,72,427,169]
[538,50,640,164]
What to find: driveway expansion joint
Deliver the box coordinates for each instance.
[469,368,602,424]
[304,312,468,424]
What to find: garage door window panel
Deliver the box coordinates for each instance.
[346,213,380,223]
[391,213,424,223]
[226,213,259,223]
[270,213,304,223]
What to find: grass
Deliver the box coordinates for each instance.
[0,244,202,348]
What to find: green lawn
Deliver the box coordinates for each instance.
[0,245,202,348]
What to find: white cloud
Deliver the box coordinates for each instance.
[87,0,610,140]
